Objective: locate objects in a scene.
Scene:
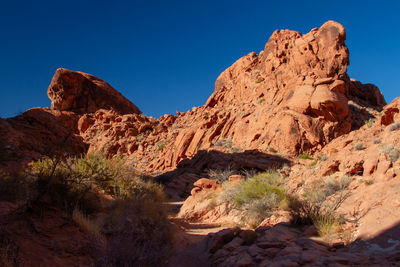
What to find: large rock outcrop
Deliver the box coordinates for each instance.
[0,21,386,175]
[47,68,141,115]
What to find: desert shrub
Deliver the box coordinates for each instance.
[96,197,171,266]
[213,137,233,148]
[380,144,400,162]
[354,142,365,150]
[135,134,144,142]
[298,153,313,160]
[72,208,103,240]
[156,140,166,151]
[245,194,281,228]
[29,154,171,265]
[389,122,400,131]
[217,171,287,228]
[236,172,287,227]
[318,155,328,162]
[361,178,374,185]
[241,169,257,180]
[208,165,236,184]
[30,156,102,214]
[217,182,242,204]
[29,154,165,214]
[312,211,341,239]
[364,118,375,128]
[257,98,265,104]
[232,171,285,206]
[309,160,318,167]
[304,175,351,208]
[289,175,351,238]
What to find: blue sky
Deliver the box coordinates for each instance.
[1,0,399,118]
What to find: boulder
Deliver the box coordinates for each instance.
[47,68,141,115]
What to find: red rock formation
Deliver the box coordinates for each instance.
[1,21,399,266]
[0,108,86,171]
[47,68,141,115]
[1,21,387,176]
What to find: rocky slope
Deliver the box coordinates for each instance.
[1,20,400,266]
[0,21,385,175]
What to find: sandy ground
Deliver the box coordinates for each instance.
[165,201,224,267]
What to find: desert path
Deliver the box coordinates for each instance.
[165,201,225,267]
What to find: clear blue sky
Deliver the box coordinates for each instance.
[1,0,399,118]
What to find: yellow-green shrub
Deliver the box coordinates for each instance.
[217,170,288,228]
[233,171,286,207]
[29,154,165,214]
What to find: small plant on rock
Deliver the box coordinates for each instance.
[354,142,365,150]
[364,117,376,128]
[298,153,313,160]
[208,165,236,184]
[156,140,166,151]
[136,133,144,142]
[309,160,318,167]
[389,122,400,131]
[318,155,328,162]
[226,171,288,228]
[257,98,265,104]
[380,144,400,162]
[289,175,352,240]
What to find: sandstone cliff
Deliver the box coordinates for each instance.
[1,20,400,266]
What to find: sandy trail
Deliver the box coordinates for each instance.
[165,201,224,267]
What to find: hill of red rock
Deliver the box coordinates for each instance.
[0,21,386,174]
[1,21,400,266]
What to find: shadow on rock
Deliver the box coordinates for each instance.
[155,149,292,200]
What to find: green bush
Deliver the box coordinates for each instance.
[308,160,318,167]
[257,98,265,104]
[156,140,166,151]
[233,172,286,207]
[298,153,313,160]
[29,154,165,214]
[1,153,170,266]
[217,171,287,228]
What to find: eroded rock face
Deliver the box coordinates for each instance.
[0,108,86,171]
[2,21,387,176]
[0,21,399,266]
[201,21,383,156]
[47,68,141,115]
